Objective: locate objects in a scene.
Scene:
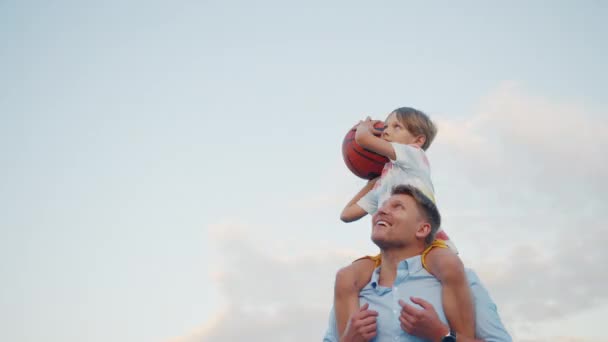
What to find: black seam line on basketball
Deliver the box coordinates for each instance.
[351,147,386,164]
[346,155,354,167]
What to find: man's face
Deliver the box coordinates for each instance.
[371,194,429,249]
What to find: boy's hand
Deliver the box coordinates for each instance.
[356,117,384,136]
[398,297,447,341]
[341,303,378,342]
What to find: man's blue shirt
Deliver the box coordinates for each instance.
[323,255,511,342]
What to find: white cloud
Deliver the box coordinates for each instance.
[170,222,350,342]
[472,223,608,337]
[434,81,607,198]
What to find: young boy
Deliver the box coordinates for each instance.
[335,107,475,341]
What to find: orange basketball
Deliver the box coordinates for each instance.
[342,122,388,180]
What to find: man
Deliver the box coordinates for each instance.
[323,185,511,342]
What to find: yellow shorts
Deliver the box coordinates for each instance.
[355,239,448,273]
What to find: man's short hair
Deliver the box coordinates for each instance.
[391,184,441,245]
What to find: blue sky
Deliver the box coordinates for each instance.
[1,1,607,341]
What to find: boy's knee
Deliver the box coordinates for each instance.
[432,252,466,282]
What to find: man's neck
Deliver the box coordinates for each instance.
[377,246,425,287]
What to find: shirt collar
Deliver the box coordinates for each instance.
[370,255,424,291]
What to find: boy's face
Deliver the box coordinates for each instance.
[382,113,419,145]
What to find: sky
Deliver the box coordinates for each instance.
[1,1,607,341]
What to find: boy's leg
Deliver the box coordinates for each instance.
[425,247,475,338]
[334,258,377,340]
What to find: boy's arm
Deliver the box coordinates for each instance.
[355,117,396,160]
[340,178,377,222]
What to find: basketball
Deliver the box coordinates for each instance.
[342,121,389,180]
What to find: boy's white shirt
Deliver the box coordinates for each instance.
[357,142,436,214]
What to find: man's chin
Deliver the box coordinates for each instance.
[372,234,408,250]
[371,235,390,249]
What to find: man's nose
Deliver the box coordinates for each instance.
[377,204,389,215]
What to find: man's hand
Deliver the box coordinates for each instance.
[399,297,448,341]
[340,303,378,342]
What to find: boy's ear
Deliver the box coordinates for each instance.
[414,135,427,147]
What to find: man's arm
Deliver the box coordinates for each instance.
[467,272,512,342]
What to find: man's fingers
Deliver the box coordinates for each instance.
[359,322,377,334]
[399,316,413,333]
[353,317,376,332]
[400,309,416,324]
[401,302,422,316]
[399,314,414,324]
[362,331,377,341]
[410,296,432,309]
[351,304,377,326]
[360,323,377,341]
[356,309,379,320]
[353,316,376,339]
[355,310,378,326]
[400,299,423,318]
[361,310,378,325]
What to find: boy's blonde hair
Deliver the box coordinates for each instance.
[392,107,437,150]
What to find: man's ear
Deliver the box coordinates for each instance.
[415,222,431,240]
